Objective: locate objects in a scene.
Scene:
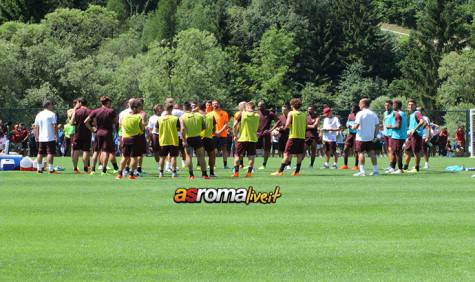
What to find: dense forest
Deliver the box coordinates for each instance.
[0,0,474,116]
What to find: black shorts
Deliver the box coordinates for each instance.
[257,134,271,151]
[94,134,115,153]
[202,137,216,153]
[236,141,257,157]
[38,141,56,155]
[122,136,141,157]
[151,134,160,153]
[214,136,228,149]
[72,138,91,152]
[136,134,147,155]
[284,138,305,155]
[159,145,179,157]
[323,141,336,154]
[186,136,203,150]
[354,141,375,153]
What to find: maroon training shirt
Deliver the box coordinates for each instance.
[74,107,92,141]
[89,107,117,137]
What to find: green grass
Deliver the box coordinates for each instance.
[1,156,475,281]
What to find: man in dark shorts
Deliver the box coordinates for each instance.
[34,100,59,174]
[305,106,320,168]
[352,98,379,177]
[386,99,407,174]
[403,99,426,173]
[147,104,162,171]
[272,98,307,177]
[158,98,181,178]
[212,100,230,169]
[341,104,360,170]
[70,97,92,174]
[256,101,277,170]
[200,103,217,177]
[180,101,209,180]
[136,98,148,175]
[116,99,145,180]
[233,101,260,178]
[85,96,119,175]
[269,104,290,164]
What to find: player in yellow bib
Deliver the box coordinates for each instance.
[180,101,209,180]
[272,98,307,176]
[116,99,144,180]
[232,101,260,178]
[156,98,180,178]
[200,103,217,177]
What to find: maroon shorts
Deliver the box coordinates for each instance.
[389,138,404,154]
[38,141,56,155]
[384,136,390,151]
[323,141,337,154]
[257,134,271,151]
[406,133,423,154]
[186,136,203,150]
[236,141,257,157]
[72,138,91,152]
[159,145,179,157]
[151,134,160,153]
[95,134,115,153]
[354,141,375,153]
[284,138,305,155]
[202,137,216,153]
[278,135,288,152]
[122,136,141,158]
[344,133,356,148]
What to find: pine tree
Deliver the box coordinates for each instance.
[142,0,177,47]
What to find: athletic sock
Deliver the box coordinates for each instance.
[354,158,359,166]
[112,162,119,170]
[118,170,123,176]
[239,159,244,166]
[189,170,194,177]
[295,163,301,173]
[102,166,107,173]
[344,155,348,166]
[234,165,239,173]
[359,165,365,174]
[310,157,315,167]
[202,170,208,177]
[210,168,215,175]
[224,160,227,167]
[159,170,163,174]
[84,166,88,172]
[373,165,378,173]
[278,163,286,173]
[49,164,54,172]
[262,161,267,167]
[403,164,408,170]
[125,166,130,172]
[137,166,142,173]
[92,166,96,172]
[156,162,160,170]
[38,163,43,172]
[247,166,253,174]
[415,165,419,171]
[390,161,396,169]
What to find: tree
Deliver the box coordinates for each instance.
[247,27,299,106]
[0,39,21,107]
[142,0,177,47]
[300,82,334,111]
[437,50,475,106]
[400,0,472,110]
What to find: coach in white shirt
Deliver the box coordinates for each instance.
[321,107,341,168]
[34,100,58,173]
[352,98,379,176]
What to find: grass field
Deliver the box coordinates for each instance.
[1,156,475,281]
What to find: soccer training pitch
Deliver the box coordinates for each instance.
[1,157,475,281]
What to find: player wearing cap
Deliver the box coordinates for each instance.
[403,99,426,173]
[180,101,209,180]
[271,98,307,176]
[233,101,260,178]
[352,98,380,177]
[321,107,341,169]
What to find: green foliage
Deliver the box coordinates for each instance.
[334,62,388,110]
[300,83,334,111]
[438,50,475,107]
[142,0,177,47]
[247,27,299,106]
[443,103,475,135]
[375,0,423,28]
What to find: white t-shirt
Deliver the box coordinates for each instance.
[34,109,57,142]
[354,108,379,142]
[147,114,160,135]
[322,116,341,142]
[423,116,431,138]
[118,108,132,124]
